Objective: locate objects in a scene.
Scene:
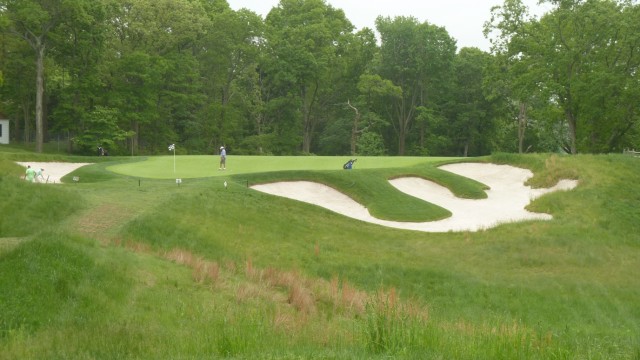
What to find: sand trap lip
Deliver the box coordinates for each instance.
[250,163,578,233]
[17,162,93,184]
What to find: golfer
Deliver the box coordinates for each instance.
[25,165,36,182]
[219,146,226,170]
[35,168,45,182]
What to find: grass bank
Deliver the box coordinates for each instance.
[1,148,639,358]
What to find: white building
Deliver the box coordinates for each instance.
[0,118,9,144]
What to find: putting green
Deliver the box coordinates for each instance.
[107,155,456,179]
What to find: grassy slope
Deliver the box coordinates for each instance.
[1,148,639,358]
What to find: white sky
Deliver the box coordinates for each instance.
[226,0,552,52]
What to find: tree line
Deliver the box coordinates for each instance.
[1,0,638,156]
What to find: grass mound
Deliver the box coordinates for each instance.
[0,234,107,337]
[0,160,85,237]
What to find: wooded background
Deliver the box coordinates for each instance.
[1,0,638,156]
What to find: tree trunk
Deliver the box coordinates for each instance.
[35,40,45,153]
[301,82,318,154]
[132,121,139,154]
[301,101,313,153]
[395,90,418,156]
[22,100,30,143]
[67,130,73,153]
[566,109,577,154]
[396,102,408,156]
[398,128,407,155]
[219,102,226,147]
[347,100,360,156]
[256,113,264,154]
[518,101,527,154]
[302,120,312,153]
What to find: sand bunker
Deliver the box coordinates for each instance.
[17,162,92,184]
[251,163,578,232]
[17,161,578,232]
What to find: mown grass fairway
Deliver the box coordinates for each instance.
[1,148,639,359]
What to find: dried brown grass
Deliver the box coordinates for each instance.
[288,282,316,314]
[164,248,195,266]
[370,287,429,324]
[124,240,152,254]
[224,260,237,274]
[263,267,298,289]
[340,281,367,314]
[192,258,220,284]
[116,241,427,330]
[245,257,261,281]
[236,283,265,303]
[329,276,339,304]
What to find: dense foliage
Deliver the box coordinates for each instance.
[1,0,639,156]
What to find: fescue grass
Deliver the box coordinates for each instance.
[1,145,639,358]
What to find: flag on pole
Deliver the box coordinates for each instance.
[168,144,176,173]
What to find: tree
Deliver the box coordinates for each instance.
[198,6,263,154]
[72,106,133,154]
[104,0,210,154]
[0,0,68,152]
[0,31,35,143]
[48,0,111,153]
[375,16,456,155]
[485,0,540,153]
[448,48,496,156]
[486,0,640,154]
[355,73,400,154]
[264,0,354,153]
[414,105,448,155]
[316,27,378,156]
[539,0,640,153]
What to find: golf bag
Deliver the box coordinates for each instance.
[343,159,357,170]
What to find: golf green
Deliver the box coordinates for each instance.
[107,155,455,179]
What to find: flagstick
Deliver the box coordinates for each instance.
[169,144,176,174]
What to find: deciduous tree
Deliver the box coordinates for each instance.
[1,0,68,152]
[375,16,456,155]
[264,0,353,153]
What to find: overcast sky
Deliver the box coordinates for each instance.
[226,0,552,52]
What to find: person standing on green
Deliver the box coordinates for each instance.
[25,165,36,182]
[219,146,226,170]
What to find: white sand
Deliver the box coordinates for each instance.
[17,162,92,184]
[251,163,578,233]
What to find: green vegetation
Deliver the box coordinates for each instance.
[1,148,639,359]
[0,159,85,237]
[3,1,638,157]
